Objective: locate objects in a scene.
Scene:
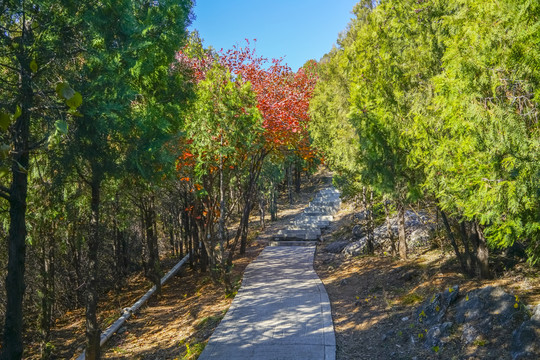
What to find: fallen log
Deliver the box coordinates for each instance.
[76,253,190,360]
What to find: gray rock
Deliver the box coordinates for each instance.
[349,209,437,253]
[533,304,540,321]
[324,240,349,254]
[461,323,479,344]
[511,304,540,360]
[455,286,529,330]
[425,321,453,349]
[415,285,459,327]
[352,224,364,239]
[354,210,370,222]
[343,237,368,256]
[408,227,435,249]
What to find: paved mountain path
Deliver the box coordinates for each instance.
[199,187,339,360]
[198,246,335,360]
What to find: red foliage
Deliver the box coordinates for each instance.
[176,40,318,152]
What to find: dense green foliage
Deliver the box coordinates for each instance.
[1,2,318,359]
[309,0,540,268]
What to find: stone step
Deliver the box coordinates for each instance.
[319,188,340,195]
[304,206,339,215]
[309,200,341,209]
[290,217,330,227]
[293,214,334,224]
[281,226,322,236]
[316,190,340,195]
[266,240,317,247]
[312,194,341,200]
[274,230,320,241]
[291,220,330,229]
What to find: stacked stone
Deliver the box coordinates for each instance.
[273,187,341,244]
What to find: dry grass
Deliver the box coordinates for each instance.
[23,168,334,360]
[315,203,540,360]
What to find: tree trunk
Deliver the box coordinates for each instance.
[178,211,184,257]
[85,178,101,360]
[239,198,251,255]
[113,195,125,290]
[287,164,293,204]
[169,225,175,256]
[473,222,491,279]
[1,22,33,359]
[384,201,396,256]
[294,163,301,193]
[397,203,408,259]
[259,191,266,230]
[67,228,84,307]
[199,237,208,273]
[218,147,226,250]
[39,235,55,360]
[459,221,474,273]
[368,190,375,254]
[440,209,472,277]
[361,187,373,254]
[270,181,277,221]
[144,197,161,295]
[187,213,193,268]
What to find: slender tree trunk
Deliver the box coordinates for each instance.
[384,201,396,257]
[145,197,161,295]
[120,231,128,277]
[140,208,147,274]
[294,163,301,193]
[240,155,263,255]
[362,187,373,254]
[218,144,226,251]
[169,225,175,256]
[239,197,252,255]
[459,221,474,272]
[187,214,193,268]
[39,235,55,360]
[113,195,124,291]
[287,164,293,204]
[1,19,32,360]
[397,202,408,259]
[178,212,184,257]
[85,178,101,360]
[259,191,266,230]
[368,190,375,254]
[67,228,84,307]
[473,222,491,279]
[270,181,277,221]
[440,209,472,277]
[199,237,208,273]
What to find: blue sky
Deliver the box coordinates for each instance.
[188,0,359,71]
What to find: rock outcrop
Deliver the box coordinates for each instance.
[343,210,435,256]
[411,286,538,358]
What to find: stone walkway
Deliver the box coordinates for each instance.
[198,247,335,360]
[198,187,339,360]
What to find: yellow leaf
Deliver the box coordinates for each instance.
[14,105,22,119]
[30,59,38,73]
[0,113,11,131]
